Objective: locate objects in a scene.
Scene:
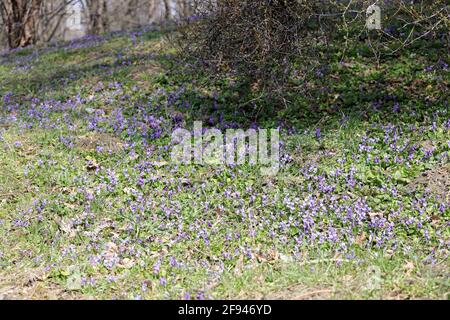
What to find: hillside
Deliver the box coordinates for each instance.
[0,28,448,299]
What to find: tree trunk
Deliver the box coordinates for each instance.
[0,0,43,49]
[163,0,171,20]
[21,0,43,47]
[85,0,108,35]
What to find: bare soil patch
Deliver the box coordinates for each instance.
[77,132,124,152]
[405,163,450,200]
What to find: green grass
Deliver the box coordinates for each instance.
[0,29,448,300]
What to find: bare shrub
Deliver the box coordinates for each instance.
[178,0,449,100]
[179,0,320,96]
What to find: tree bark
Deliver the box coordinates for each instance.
[163,0,171,20]
[21,0,43,47]
[84,0,108,35]
[0,0,43,49]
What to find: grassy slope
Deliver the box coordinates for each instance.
[0,29,448,299]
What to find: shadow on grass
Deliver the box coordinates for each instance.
[1,28,448,136]
[161,44,448,134]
